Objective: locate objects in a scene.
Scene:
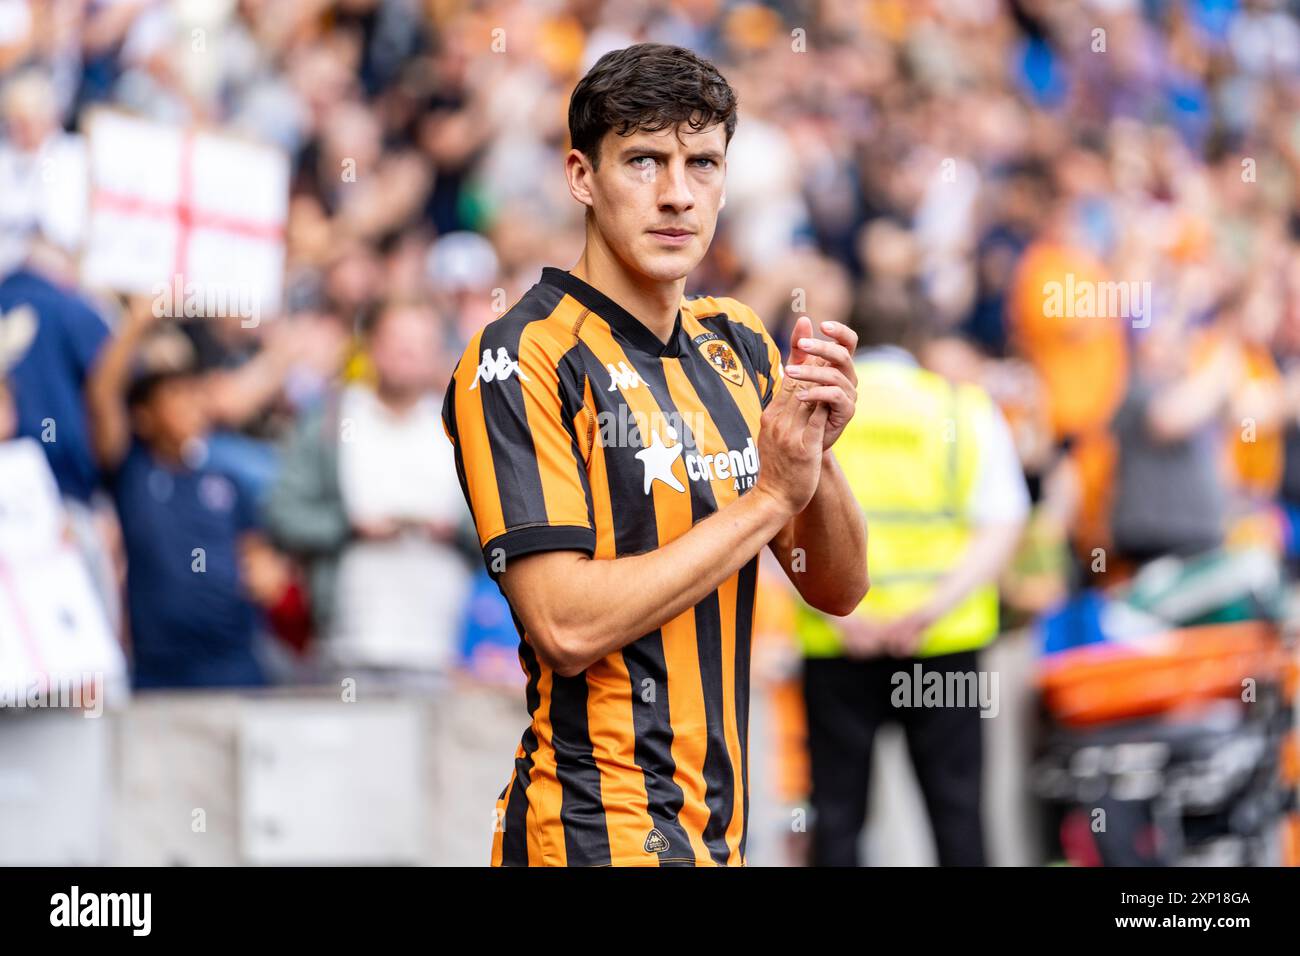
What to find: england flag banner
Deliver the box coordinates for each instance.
[80,109,289,327]
[0,439,125,714]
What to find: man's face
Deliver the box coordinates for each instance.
[573,121,727,283]
[369,306,441,395]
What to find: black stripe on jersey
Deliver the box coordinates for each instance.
[710,313,777,407]
[556,345,596,524]
[734,557,758,859]
[623,350,734,865]
[550,672,612,866]
[575,341,695,862]
[503,618,544,866]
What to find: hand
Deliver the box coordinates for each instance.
[239,536,293,607]
[125,293,169,330]
[353,517,403,541]
[878,608,938,658]
[783,316,858,451]
[754,348,828,516]
[839,615,888,659]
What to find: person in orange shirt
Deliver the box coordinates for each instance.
[1008,199,1129,445]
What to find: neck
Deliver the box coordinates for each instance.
[149,436,192,467]
[375,382,425,414]
[570,235,684,346]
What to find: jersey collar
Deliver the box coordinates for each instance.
[541,266,685,358]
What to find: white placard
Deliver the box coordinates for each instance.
[80,109,289,320]
[0,439,123,706]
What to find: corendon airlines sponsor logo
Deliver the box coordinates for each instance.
[635,423,760,495]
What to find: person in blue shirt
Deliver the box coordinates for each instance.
[0,265,109,503]
[86,298,288,690]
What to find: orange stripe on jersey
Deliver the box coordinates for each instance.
[451,328,506,543]
[525,668,565,866]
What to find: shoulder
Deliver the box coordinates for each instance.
[683,294,780,375]
[684,294,770,337]
[461,282,583,375]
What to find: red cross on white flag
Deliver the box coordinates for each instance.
[80,109,289,324]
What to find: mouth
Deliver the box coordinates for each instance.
[648,228,695,246]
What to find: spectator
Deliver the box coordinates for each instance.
[266,299,473,691]
[85,299,288,689]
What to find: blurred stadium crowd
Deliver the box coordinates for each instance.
[1,0,1300,862]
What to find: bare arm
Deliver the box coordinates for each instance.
[502,489,791,676]
[501,369,831,678]
[921,520,1024,623]
[204,349,293,428]
[843,518,1026,659]
[1147,343,1238,443]
[85,301,155,470]
[767,316,870,615]
[769,450,869,616]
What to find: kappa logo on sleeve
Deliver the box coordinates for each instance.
[469,347,529,389]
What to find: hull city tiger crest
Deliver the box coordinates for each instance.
[696,335,745,388]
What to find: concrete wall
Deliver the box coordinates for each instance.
[0,633,1040,866]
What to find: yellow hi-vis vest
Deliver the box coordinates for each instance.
[798,356,1000,658]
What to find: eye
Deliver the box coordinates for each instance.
[692,158,717,169]
[630,156,657,169]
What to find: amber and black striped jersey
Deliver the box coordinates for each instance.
[441,266,785,866]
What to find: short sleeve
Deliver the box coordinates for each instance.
[442,324,596,573]
[966,398,1031,525]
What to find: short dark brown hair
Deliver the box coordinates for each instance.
[568,43,738,169]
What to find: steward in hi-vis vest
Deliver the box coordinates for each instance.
[798,355,999,658]
[796,341,1029,868]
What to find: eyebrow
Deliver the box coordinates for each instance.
[619,145,725,163]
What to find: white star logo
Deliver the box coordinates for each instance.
[635,424,686,494]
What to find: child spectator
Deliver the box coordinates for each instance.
[86,299,289,689]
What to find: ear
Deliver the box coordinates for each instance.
[719,192,726,210]
[564,148,595,212]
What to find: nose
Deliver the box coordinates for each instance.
[657,159,695,214]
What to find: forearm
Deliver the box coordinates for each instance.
[1148,361,1231,441]
[207,350,292,427]
[503,487,791,676]
[921,520,1024,622]
[86,317,148,466]
[775,451,869,616]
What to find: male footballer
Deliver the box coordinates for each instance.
[442,42,868,866]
